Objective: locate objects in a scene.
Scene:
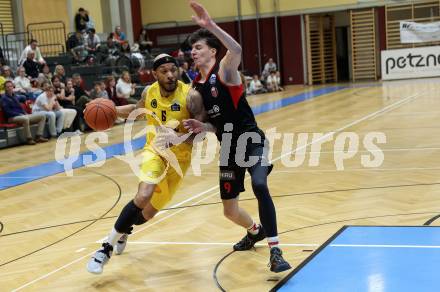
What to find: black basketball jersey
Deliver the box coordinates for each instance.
[192,63,258,142]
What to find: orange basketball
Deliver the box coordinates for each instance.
[84,98,117,131]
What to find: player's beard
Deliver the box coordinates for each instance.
[160,80,177,93]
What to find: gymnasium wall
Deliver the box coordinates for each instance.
[22,0,69,30]
[140,0,358,24]
[22,0,104,33]
[139,0,359,84]
[279,0,357,12]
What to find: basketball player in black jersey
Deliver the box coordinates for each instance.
[183,1,291,272]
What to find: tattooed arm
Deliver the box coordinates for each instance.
[184,88,216,134]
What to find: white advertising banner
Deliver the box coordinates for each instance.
[400,21,440,43]
[381,46,440,80]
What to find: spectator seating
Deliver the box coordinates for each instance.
[0,101,49,148]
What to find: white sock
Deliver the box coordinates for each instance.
[107,227,123,247]
[247,222,260,235]
[267,236,279,249]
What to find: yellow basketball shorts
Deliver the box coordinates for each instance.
[139,148,190,210]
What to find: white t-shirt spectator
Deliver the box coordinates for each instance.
[264,62,277,74]
[85,34,101,50]
[116,79,134,99]
[267,75,277,85]
[32,92,54,112]
[249,79,263,94]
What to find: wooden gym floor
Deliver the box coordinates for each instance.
[1,78,440,291]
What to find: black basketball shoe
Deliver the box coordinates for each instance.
[269,247,292,273]
[233,224,266,251]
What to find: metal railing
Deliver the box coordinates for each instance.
[4,31,31,68]
[27,21,66,57]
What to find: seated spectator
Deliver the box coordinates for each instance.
[59,78,83,133]
[67,31,87,63]
[62,78,75,105]
[138,28,153,52]
[52,76,78,132]
[23,51,40,79]
[113,26,126,43]
[72,73,91,110]
[2,66,14,81]
[116,71,137,104]
[266,70,281,92]
[275,71,283,91]
[175,49,185,66]
[37,64,53,86]
[187,62,198,80]
[74,7,89,33]
[85,28,101,55]
[262,58,277,80]
[0,72,5,94]
[14,66,42,99]
[179,61,192,84]
[105,75,126,106]
[99,81,109,97]
[249,74,267,95]
[19,39,45,66]
[32,84,65,138]
[90,81,109,99]
[98,36,120,66]
[120,41,131,54]
[53,65,66,85]
[0,81,48,145]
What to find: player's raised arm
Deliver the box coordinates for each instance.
[189,0,242,85]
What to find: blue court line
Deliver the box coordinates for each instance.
[0,85,347,190]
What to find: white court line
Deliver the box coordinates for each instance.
[75,248,86,253]
[367,95,419,121]
[128,241,319,247]
[13,189,223,292]
[264,167,440,173]
[277,91,423,162]
[11,254,92,292]
[12,90,425,291]
[313,147,440,154]
[330,244,440,249]
[97,184,219,242]
[5,144,440,180]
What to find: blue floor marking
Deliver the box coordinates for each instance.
[276,226,440,292]
[0,85,347,190]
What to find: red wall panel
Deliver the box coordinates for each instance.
[131,0,143,40]
[240,19,259,75]
[259,17,277,66]
[146,15,305,84]
[279,15,304,85]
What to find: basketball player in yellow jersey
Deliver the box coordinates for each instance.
[87,54,208,274]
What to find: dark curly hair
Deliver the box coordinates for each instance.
[189,28,222,56]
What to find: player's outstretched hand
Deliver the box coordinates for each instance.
[189,0,214,29]
[183,118,205,134]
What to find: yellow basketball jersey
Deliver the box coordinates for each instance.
[143,80,192,160]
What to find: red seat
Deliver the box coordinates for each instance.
[0,106,18,128]
[21,100,33,114]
